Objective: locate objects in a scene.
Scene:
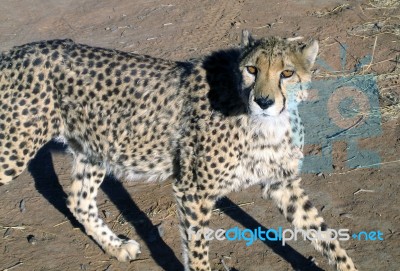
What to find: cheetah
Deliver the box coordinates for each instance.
[0,30,358,271]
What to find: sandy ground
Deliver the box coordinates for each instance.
[0,0,399,270]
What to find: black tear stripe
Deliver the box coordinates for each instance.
[279,78,286,113]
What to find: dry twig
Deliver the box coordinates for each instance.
[353,189,375,195]
[1,261,23,271]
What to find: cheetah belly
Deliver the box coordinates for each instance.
[230,144,301,192]
[59,101,181,183]
[62,128,178,183]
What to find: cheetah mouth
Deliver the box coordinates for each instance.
[251,105,288,118]
[258,104,286,117]
[261,113,275,117]
[259,110,285,117]
[249,103,283,118]
[248,106,285,118]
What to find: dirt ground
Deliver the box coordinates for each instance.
[0,0,399,270]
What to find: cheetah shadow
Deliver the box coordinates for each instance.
[216,198,324,271]
[30,141,322,271]
[29,141,184,270]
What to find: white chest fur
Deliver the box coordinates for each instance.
[230,112,303,191]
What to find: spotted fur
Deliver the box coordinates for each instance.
[0,32,357,271]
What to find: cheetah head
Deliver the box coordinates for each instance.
[239,30,318,118]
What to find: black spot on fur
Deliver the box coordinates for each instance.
[33,58,42,66]
[269,182,282,191]
[303,200,313,211]
[287,204,296,214]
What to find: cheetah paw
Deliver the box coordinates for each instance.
[114,240,141,262]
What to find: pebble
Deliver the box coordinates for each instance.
[27,235,37,245]
[105,26,117,32]
[339,212,353,219]
[19,199,26,213]
[102,210,111,219]
[157,223,165,238]
[316,172,326,178]
[231,21,241,27]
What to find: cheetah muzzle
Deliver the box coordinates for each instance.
[0,30,358,271]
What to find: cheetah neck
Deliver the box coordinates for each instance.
[248,110,291,145]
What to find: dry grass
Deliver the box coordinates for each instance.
[381,103,400,120]
[316,0,400,122]
[311,4,350,17]
[348,21,400,38]
[348,0,400,38]
[368,0,399,9]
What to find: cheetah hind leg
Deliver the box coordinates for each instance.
[67,153,141,262]
[0,121,51,185]
[264,178,358,271]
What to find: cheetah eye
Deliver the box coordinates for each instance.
[246,66,258,75]
[281,70,294,78]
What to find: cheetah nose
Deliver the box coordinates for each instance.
[254,96,274,110]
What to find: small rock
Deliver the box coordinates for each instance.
[117,216,126,225]
[27,234,37,245]
[316,172,323,177]
[230,21,241,27]
[374,22,384,30]
[80,264,87,270]
[19,199,26,213]
[102,210,111,219]
[308,256,319,266]
[339,213,353,219]
[157,223,165,238]
[105,26,117,32]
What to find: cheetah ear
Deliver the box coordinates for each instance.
[241,30,254,47]
[301,40,319,68]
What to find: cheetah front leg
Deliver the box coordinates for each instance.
[173,184,214,271]
[264,178,357,271]
[67,153,140,262]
